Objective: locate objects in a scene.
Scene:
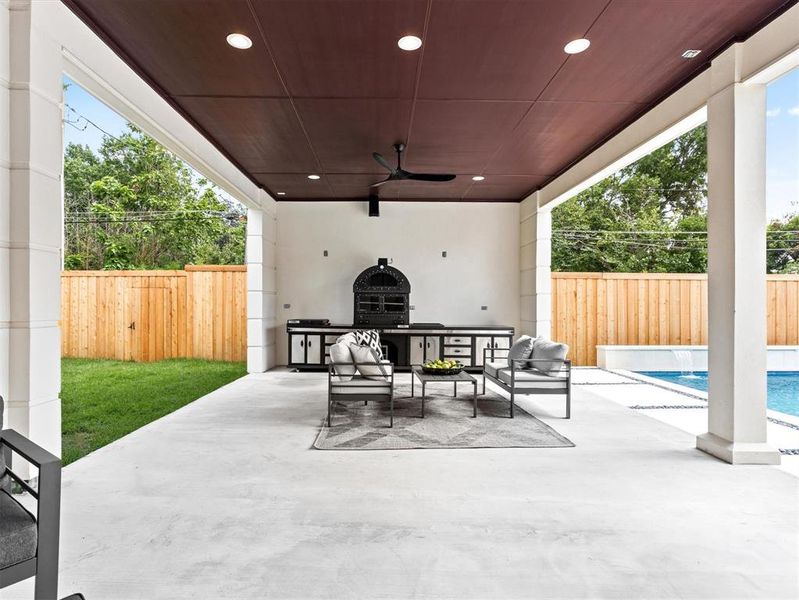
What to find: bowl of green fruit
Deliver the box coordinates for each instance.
[421,359,464,375]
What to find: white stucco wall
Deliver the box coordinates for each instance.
[275,201,520,365]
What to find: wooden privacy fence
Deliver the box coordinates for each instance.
[552,273,799,366]
[61,265,246,362]
[62,269,799,366]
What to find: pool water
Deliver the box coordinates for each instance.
[638,371,799,417]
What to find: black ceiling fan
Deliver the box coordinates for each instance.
[370,143,456,188]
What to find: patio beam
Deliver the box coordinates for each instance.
[697,45,780,465]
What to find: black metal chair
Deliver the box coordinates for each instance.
[0,397,62,599]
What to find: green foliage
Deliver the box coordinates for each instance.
[61,358,247,465]
[767,213,799,274]
[64,124,246,270]
[553,124,798,273]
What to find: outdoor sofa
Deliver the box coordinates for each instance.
[482,337,572,419]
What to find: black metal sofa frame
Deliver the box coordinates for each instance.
[482,347,571,419]
[0,423,62,599]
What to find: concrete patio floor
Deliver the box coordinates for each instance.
[6,369,799,600]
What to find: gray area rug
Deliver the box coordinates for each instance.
[314,384,574,450]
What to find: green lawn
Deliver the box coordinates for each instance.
[61,358,246,466]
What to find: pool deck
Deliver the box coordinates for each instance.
[603,369,799,477]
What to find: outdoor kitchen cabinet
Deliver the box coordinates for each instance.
[286,325,514,372]
[473,335,512,366]
[409,335,441,365]
[289,333,322,366]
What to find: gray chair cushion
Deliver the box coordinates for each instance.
[331,375,392,395]
[329,341,356,381]
[506,335,535,368]
[0,490,37,569]
[532,338,569,374]
[349,344,387,380]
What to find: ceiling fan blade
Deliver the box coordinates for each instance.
[370,177,392,188]
[372,152,396,173]
[406,173,456,182]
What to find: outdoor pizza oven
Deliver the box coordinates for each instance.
[353,259,410,326]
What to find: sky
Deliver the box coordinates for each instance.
[765,68,799,220]
[64,69,799,220]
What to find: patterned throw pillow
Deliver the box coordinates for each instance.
[354,330,383,359]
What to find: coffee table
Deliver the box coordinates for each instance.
[411,366,478,418]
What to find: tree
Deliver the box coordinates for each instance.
[552,124,799,274]
[64,124,245,270]
[553,125,709,273]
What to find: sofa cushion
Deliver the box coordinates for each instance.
[329,342,356,381]
[484,360,506,379]
[506,335,535,368]
[0,490,37,569]
[532,338,569,374]
[331,375,392,395]
[497,367,569,388]
[349,344,387,380]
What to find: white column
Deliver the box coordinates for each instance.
[696,47,780,465]
[246,192,278,372]
[1,1,64,465]
[520,192,552,339]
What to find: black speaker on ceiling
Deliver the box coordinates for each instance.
[368,194,379,217]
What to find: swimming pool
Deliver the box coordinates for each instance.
[638,371,799,417]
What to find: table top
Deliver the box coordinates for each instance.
[411,366,476,382]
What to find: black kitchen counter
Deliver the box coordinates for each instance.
[286,323,515,333]
[286,323,514,330]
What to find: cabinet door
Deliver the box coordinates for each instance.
[290,334,306,364]
[494,336,511,349]
[409,336,425,365]
[474,336,493,366]
[425,336,440,362]
[306,335,321,364]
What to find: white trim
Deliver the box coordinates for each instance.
[0,240,61,253]
[2,159,62,180]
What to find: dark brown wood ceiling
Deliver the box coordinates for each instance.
[64,0,795,202]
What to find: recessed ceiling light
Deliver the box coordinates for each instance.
[398,35,423,51]
[472,176,485,181]
[226,33,253,49]
[564,38,590,54]
[307,174,321,180]
[276,192,286,196]
[682,49,701,59]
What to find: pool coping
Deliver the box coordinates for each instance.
[609,369,799,431]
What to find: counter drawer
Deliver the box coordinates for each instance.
[444,336,471,345]
[444,346,471,357]
[443,356,472,367]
